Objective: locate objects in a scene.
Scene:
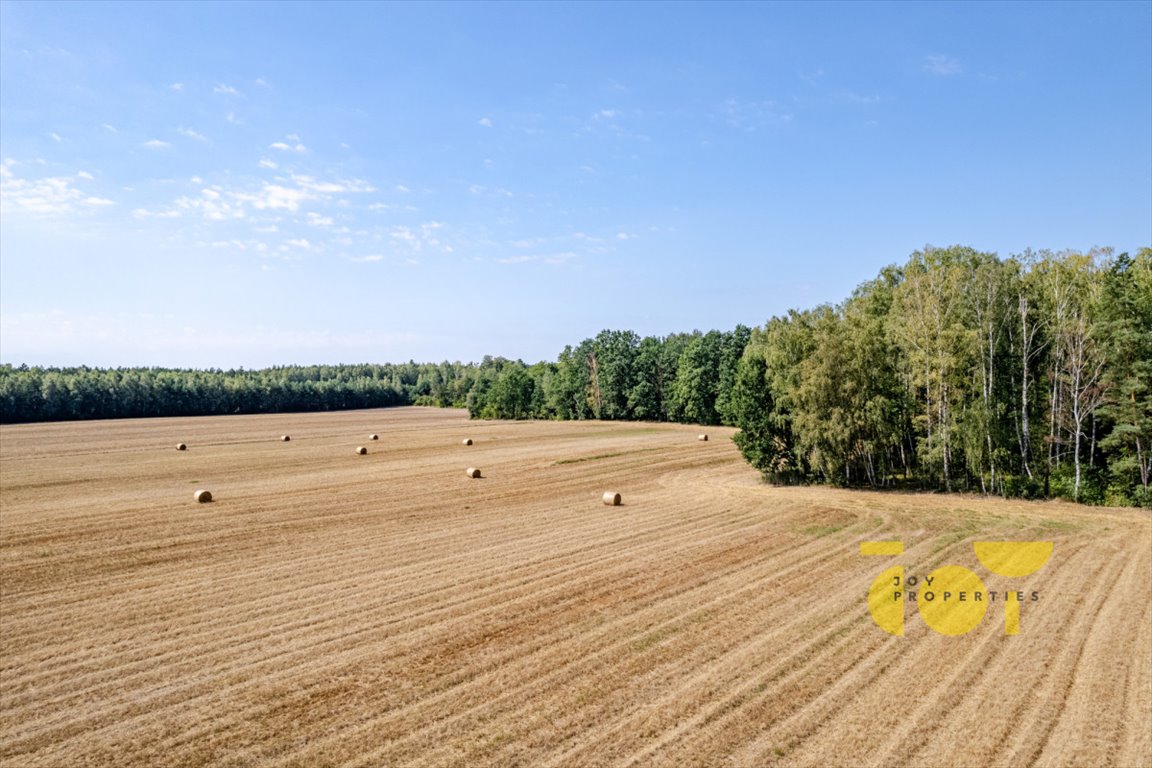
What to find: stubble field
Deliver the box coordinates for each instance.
[1,406,1149,767]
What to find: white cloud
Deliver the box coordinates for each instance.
[77,171,94,180]
[49,132,63,142]
[616,232,632,240]
[291,174,374,193]
[386,221,452,255]
[214,83,241,95]
[715,97,792,131]
[478,117,493,127]
[255,77,269,87]
[351,254,383,262]
[284,238,311,249]
[395,184,410,193]
[269,141,307,152]
[173,191,244,221]
[169,82,184,92]
[245,184,313,212]
[178,127,208,141]
[143,139,170,149]
[259,158,278,170]
[543,251,578,265]
[923,54,962,76]
[142,173,376,223]
[132,207,179,219]
[102,124,118,133]
[497,255,533,264]
[390,226,418,248]
[0,162,114,215]
[226,111,242,125]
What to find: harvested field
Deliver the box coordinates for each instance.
[1,406,1149,767]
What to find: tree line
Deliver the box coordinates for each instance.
[1,245,1147,506]
[730,246,1150,507]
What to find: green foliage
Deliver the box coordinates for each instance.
[728,245,1149,506]
[3,243,1145,509]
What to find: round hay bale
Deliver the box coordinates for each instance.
[465,467,482,479]
[193,489,212,503]
[602,491,622,506]
[369,434,379,441]
[281,435,291,442]
[176,443,187,451]
[356,446,367,455]
[462,438,473,446]
[698,434,708,442]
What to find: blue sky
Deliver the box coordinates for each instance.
[1,1,1149,368]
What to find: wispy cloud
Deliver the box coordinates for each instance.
[169,82,184,92]
[351,254,384,262]
[0,161,115,215]
[714,97,793,130]
[836,91,882,105]
[291,174,374,194]
[158,172,376,223]
[48,132,63,143]
[542,251,578,265]
[214,83,241,95]
[269,141,307,152]
[178,127,208,142]
[467,183,513,197]
[478,117,493,128]
[143,139,170,149]
[173,187,246,220]
[259,158,278,169]
[388,221,450,254]
[923,54,962,76]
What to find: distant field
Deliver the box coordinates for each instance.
[1,406,1149,767]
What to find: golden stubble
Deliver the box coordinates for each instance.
[1,407,1148,767]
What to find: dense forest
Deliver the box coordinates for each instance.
[1,245,1148,506]
[732,246,1150,507]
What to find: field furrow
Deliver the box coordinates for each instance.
[1,407,1148,767]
